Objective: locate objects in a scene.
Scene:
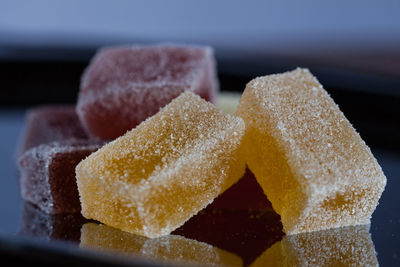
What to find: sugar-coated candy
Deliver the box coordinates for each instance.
[251,225,378,267]
[17,105,103,214]
[236,68,386,234]
[217,92,241,115]
[81,223,242,267]
[19,140,102,214]
[18,202,87,242]
[16,105,89,157]
[77,44,218,140]
[76,92,246,238]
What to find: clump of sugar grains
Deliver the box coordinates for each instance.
[236,68,386,235]
[77,44,218,140]
[76,91,246,238]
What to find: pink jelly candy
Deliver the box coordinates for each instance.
[77,44,218,140]
[17,105,89,157]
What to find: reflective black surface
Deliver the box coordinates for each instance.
[0,70,399,266]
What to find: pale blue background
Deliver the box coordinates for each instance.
[0,0,399,56]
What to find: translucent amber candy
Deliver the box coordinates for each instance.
[236,68,386,234]
[76,91,246,238]
[217,92,241,115]
[81,223,242,266]
[251,225,378,267]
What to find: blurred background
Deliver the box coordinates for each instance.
[1,0,399,145]
[1,0,400,101]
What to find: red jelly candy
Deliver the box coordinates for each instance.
[77,44,218,140]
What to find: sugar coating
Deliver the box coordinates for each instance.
[77,44,218,140]
[251,225,378,266]
[16,105,103,214]
[18,140,102,214]
[76,92,246,238]
[236,68,387,234]
[216,92,241,115]
[80,223,242,267]
[16,105,89,158]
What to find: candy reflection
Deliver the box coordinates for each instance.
[18,201,87,242]
[174,209,283,266]
[251,224,378,267]
[171,168,282,266]
[208,168,273,211]
[80,223,242,267]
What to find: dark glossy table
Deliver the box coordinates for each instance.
[0,70,399,266]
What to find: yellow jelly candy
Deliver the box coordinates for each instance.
[81,223,243,267]
[76,91,246,238]
[236,68,386,234]
[217,92,241,115]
